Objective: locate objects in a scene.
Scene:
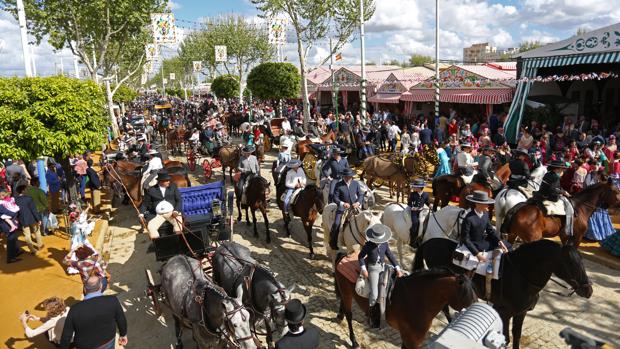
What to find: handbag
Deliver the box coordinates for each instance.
[48,212,59,230]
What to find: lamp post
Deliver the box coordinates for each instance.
[359,0,367,125]
[16,0,33,77]
[434,0,440,120]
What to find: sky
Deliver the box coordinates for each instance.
[2,0,620,77]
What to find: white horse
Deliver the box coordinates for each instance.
[494,165,547,232]
[322,203,380,262]
[380,204,430,265]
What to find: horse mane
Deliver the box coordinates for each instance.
[508,239,561,261]
[572,182,609,205]
[408,267,476,303]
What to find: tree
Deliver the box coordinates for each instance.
[0,76,109,161]
[112,84,138,104]
[211,75,240,99]
[247,62,300,101]
[148,56,192,90]
[576,27,588,36]
[387,59,403,67]
[519,41,543,53]
[251,0,376,129]
[408,54,433,67]
[178,15,274,99]
[1,0,167,135]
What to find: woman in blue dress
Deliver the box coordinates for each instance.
[585,171,615,241]
[434,142,452,177]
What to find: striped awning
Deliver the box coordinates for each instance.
[367,93,402,104]
[401,89,514,104]
[523,51,620,73]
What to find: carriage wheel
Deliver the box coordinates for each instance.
[202,159,213,180]
[371,178,384,189]
[145,269,161,316]
[303,153,317,180]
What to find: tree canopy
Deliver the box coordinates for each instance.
[211,75,240,99]
[247,62,300,100]
[408,54,433,67]
[148,56,192,89]
[519,41,543,53]
[112,84,138,104]
[0,76,109,160]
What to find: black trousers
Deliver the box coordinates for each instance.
[4,231,20,261]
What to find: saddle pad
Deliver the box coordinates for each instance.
[543,200,565,216]
[461,174,474,185]
[452,245,501,279]
[279,188,302,204]
[337,251,361,284]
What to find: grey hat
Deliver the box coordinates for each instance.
[460,142,472,148]
[365,224,392,244]
[410,179,426,188]
[286,159,302,168]
[341,168,355,177]
[466,190,495,205]
[512,148,529,157]
[332,147,345,155]
[242,145,255,153]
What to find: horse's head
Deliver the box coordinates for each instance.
[553,242,593,298]
[449,273,478,311]
[268,283,295,335]
[221,297,259,349]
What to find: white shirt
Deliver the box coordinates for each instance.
[24,307,69,344]
[146,156,163,172]
[457,151,476,168]
[285,168,307,189]
[159,185,167,197]
[281,119,292,132]
[388,125,401,140]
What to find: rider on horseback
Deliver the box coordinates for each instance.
[534,160,574,236]
[359,224,402,328]
[456,142,477,183]
[141,150,163,194]
[461,191,508,263]
[408,179,429,247]
[472,146,500,191]
[506,148,533,197]
[321,148,350,204]
[276,140,293,175]
[283,160,306,218]
[329,168,363,250]
[237,145,260,205]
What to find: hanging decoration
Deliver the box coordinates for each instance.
[151,13,177,44]
[269,18,288,45]
[145,43,159,61]
[192,61,202,72]
[215,45,227,62]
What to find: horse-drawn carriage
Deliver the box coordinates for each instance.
[145,180,234,313]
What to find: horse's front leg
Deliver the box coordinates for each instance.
[261,206,270,244]
[236,198,242,222]
[251,208,258,239]
[173,316,184,349]
[304,220,314,259]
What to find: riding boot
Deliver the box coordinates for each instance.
[409,224,419,248]
[329,229,339,250]
[368,303,381,328]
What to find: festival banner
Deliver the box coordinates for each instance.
[215,45,227,62]
[151,13,177,44]
[169,73,175,80]
[141,72,148,85]
[192,61,202,72]
[163,78,168,84]
[269,18,288,44]
[145,44,158,61]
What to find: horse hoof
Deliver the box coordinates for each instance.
[246,222,251,226]
[351,343,360,349]
[336,313,344,323]
[309,252,315,260]
[266,238,271,244]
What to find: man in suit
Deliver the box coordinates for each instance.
[534,160,573,236]
[60,276,128,349]
[237,145,260,205]
[321,148,350,204]
[460,191,508,263]
[139,172,183,239]
[275,299,319,349]
[329,168,364,250]
[15,184,43,254]
[407,179,430,247]
[472,146,499,190]
[419,124,433,145]
[507,148,532,196]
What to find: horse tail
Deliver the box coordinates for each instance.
[412,242,425,272]
[334,252,347,300]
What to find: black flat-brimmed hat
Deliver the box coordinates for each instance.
[460,142,472,148]
[365,224,392,244]
[410,179,426,188]
[480,146,495,153]
[361,127,370,133]
[332,147,345,155]
[242,145,255,153]
[286,159,302,168]
[466,190,495,204]
[512,148,529,157]
[341,168,355,177]
[157,172,172,181]
[548,160,569,169]
[284,299,307,324]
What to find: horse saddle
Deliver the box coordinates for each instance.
[378,265,397,318]
[461,171,476,185]
[452,245,501,280]
[279,188,303,206]
[336,251,360,285]
[541,198,571,216]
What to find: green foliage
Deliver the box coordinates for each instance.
[165,87,189,98]
[0,76,109,160]
[519,41,543,53]
[112,84,138,104]
[408,54,433,67]
[247,63,300,101]
[148,56,192,89]
[211,75,239,99]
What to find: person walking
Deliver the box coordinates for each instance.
[25,177,50,235]
[0,188,22,263]
[275,299,319,349]
[46,162,62,214]
[20,296,69,346]
[14,184,43,254]
[59,276,128,349]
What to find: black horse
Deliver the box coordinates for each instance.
[159,255,259,349]
[212,242,294,348]
[412,239,593,349]
[235,175,272,243]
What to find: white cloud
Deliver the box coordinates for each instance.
[520,30,561,44]
[493,29,514,48]
[167,1,182,10]
[522,0,620,29]
[366,0,423,32]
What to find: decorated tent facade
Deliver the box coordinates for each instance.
[504,23,620,143]
[369,67,434,114]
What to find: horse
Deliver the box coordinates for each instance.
[160,255,259,349]
[412,239,593,349]
[276,178,325,259]
[212,242,294,348]
[227,112,248,136]
[157,122,168,144]
[504,180,620,246]
[456,163,511,210]
[319,179,376,212]
[494,165,547,232]
[360,155,411,202]
[235,175,272,243]
[321,205,380,261]
[334,254,477,349]
[167,128,181,155]
[255,133,266,162]
[381,204,431,265]
[219,145,241,185]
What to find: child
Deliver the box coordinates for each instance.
[0,188,20,232]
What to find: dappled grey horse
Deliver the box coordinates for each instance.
[160,255,259,349]
[213,242,294,349]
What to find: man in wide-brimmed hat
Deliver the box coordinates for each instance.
[321,147,350,203]
[461,191,507,263]
[534,160,574,235]
[407,179,429,247]
[275,139,293,175]
[472,146,500,190]
[329,167,363,250]
[140,149,163,195]
[237,145,260,205]
[456,142,477,183]
[283,159,306,217]
[139,171,183,239]
[359,224,403,327]
[506,147,533,197]
[274,299,319,349]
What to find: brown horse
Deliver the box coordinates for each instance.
[218,145,241,184]
[504,180,620,246]
[276,181,325,259]
[360,155,412,202]
[235,175,272,243]
[334,255,477,349]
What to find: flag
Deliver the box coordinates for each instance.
[335,53,343,61]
